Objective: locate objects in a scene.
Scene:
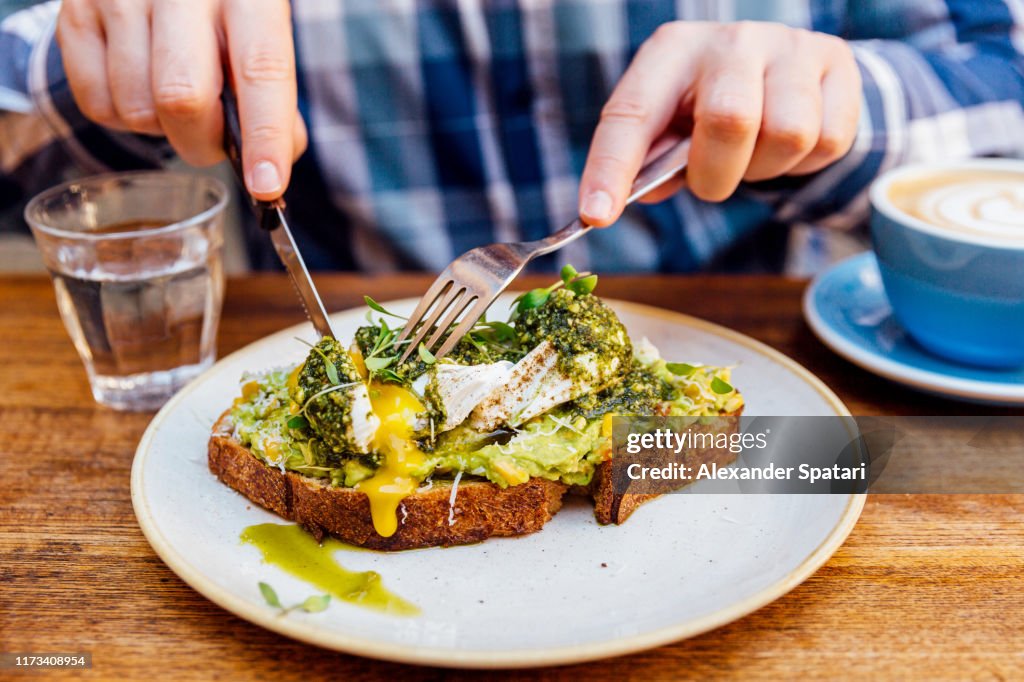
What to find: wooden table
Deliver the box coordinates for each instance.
[1,274,1022,680]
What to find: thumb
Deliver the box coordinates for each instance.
[578,24,696,226]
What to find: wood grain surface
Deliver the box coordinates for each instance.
[1,274,1022,680]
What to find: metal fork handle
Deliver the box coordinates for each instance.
[525,137,692,258]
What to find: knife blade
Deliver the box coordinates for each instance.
[220,83,337,340]
[263,203,337,340]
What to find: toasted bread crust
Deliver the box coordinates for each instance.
[208,413,567,550]
[587,408,744,525]
[208,405,742,548]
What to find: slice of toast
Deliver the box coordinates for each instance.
[585,408,743,525]
[209,407,742,549]
[209,413,568,550]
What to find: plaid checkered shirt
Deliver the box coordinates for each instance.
[2,0,1024,273]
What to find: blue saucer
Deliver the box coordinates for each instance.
[803,252,1024,405]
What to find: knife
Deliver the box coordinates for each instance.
[220,85,337,340]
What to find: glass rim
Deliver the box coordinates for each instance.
[24,170,231,242]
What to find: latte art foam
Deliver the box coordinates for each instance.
[888,170,1024,240]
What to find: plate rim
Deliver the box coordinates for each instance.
[131,297,865,669]
[803,252,1024,405]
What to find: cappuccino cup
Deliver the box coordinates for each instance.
[870,159,1024,368]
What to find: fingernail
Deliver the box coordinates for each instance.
[581,190,613,223]
[250,160,282,195]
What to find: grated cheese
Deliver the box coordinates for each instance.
[447,470,463,526]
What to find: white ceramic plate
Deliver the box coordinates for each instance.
[132,296,863,668]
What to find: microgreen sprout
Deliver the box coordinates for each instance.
[364,356,396,372]
[364,296,407,319]
[711,377,734,394]
[666,362,697,376]
[513,264,598,315]
[286,414,309,430]
[258,582,331,616]
[294,337,341,385]
[300,381,360,421]
[418,343,437,364]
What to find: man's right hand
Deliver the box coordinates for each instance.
[57,0,307,201]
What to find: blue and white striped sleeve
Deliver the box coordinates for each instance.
[766,0,1024,231]
[0,1,169,231]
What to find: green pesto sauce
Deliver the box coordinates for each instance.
[240,523,419,616]
[516,288,632,383]
[294,338,363,453]
[421,371,447,431]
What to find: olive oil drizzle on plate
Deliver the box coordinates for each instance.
[240,523,419,616]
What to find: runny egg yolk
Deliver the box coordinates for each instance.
[356,383,427,537]
[233,380,260,407]
[350,348,368,381]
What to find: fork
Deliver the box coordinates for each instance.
[394,138,692,362]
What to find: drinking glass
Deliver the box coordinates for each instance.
[25,171,229,410]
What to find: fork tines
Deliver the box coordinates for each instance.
[394,276,489,363]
